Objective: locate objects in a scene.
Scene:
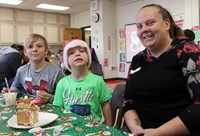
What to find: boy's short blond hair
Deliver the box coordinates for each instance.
[24,34,48,50]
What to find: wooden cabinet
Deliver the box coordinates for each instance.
[46,13,57,24]
[63,28,82,42]
[0,23,14,43]
[0,7,70,45]
[46,26,58,44]
[16,24,30,43]
[32,12,45,23]
[59,15,70,25]
[0,8,14,21]
[16,10,30,22]
[32,25,45,36]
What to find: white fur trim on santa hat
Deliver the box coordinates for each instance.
[63,39,91,72]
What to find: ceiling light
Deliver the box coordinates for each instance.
[0,0,23,5]
[36,4,70,11]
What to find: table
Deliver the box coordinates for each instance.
[0,95,130,136]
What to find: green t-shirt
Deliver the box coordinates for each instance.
[53,73,112,122]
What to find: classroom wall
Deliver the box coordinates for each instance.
[116,0,184,78]
[90,0,118,79]
[116,0,199,79]
[71,0,118,79]
[69,0,200,79]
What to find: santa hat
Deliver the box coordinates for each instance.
[63,39,91,72]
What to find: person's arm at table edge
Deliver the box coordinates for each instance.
[101,101,113,126]
[124,110,143,134]
[151,116,190,135]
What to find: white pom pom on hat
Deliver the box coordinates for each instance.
[63,39,91,72]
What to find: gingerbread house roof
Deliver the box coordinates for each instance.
[16,98,36,109]
[17,103,32,109]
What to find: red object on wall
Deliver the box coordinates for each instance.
[104,58,108,67]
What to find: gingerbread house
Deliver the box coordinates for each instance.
[16,97,39,126]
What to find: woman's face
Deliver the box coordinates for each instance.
[136,6,170,50]
[24,38,48,63]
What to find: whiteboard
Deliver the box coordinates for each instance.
[125,23,145,63]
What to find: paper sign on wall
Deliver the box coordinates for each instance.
[104,58,108,67]
[119,63,125,73]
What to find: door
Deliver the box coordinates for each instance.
[63,28,82,42]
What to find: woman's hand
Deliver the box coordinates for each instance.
[130,125,144,135]
[124,110,144,135]
[133,128,160,136]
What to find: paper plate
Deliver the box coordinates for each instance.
[8,112,58,129]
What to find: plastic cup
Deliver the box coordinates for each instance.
[3,92,17,106]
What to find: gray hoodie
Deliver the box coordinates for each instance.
[0,46,18,55]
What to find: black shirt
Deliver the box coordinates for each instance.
[123,37,200,133]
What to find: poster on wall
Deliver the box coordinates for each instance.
[119,27,125,50]
[193,30,200,47]
[119,39,125,50]
[175,20,184,29]
[119,63,125,73]
[104,58,108,67]
[191,26,200,46]
[125,23,145,63]
[120,53,126,62]
[119,28,125,38]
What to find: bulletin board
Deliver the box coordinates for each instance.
[125,23,145,63]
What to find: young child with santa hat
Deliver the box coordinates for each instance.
[53,39,112,126]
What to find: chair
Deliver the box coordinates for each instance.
[90,61,104,78]
[110,84,126,129]
[89,48,104,79]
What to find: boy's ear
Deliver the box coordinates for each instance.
[24,49,28,56]
[45,49,49,55]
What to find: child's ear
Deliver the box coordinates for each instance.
[24,49,28,56]
[45,49,49,55]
